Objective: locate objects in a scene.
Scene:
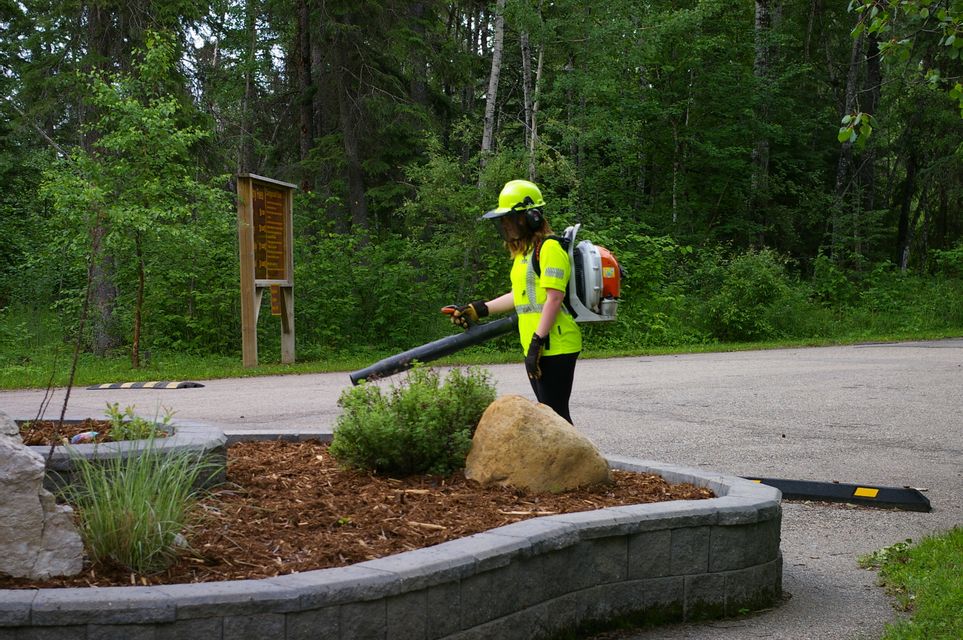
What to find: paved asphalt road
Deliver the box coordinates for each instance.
[2,339,961,639]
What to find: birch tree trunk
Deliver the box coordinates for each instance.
[521,30,533,150]
[479,0,506,183]
[528,46,544,181]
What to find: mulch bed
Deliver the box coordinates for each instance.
[18,419,167,446]
[0,440,713,589]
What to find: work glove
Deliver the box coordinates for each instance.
[525,333,545,380]
[441,300,488,330]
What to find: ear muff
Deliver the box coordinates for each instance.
[525,207,544,231]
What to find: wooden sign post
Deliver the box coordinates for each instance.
[236,174,297,367]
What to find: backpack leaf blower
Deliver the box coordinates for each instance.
[349,224,622,384]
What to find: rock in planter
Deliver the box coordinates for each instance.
[0,411,84,580]
[465,395,611,493]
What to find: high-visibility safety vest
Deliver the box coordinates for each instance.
[510,239,582,356]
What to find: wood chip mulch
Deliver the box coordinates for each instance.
[0,440,713,589]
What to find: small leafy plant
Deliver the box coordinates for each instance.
[61,435,218,574]
[105,402,174,441]
[330,366,496,476]
[859,539,912,570]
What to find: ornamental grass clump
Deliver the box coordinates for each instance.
[61,437,217,574]
[330,366,496,476]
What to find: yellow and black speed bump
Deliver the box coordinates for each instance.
[745,477,931,512]
[85,381,205,390]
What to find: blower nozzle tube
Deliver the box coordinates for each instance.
[349,315,518,385]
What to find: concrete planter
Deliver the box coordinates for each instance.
[0,446,781,640]
[25,420,227,492]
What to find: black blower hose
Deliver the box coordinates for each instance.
[349,314,519,385]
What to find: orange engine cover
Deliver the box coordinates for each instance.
[598,246,621,299]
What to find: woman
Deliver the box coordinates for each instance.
[443,179,581,424]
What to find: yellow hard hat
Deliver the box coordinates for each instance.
[482,180,545,219]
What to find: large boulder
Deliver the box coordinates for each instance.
[465,395,611,493]
[0,411,84,580]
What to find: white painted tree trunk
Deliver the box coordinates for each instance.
[479,0,506,183]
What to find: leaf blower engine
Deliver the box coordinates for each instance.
[560,224,622,322]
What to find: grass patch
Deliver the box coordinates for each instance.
[860,528,963,639]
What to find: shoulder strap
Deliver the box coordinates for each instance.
[531,236,577,318]
[532,235,568,277]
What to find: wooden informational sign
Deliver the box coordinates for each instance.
[252,184,288,281]
[236,174,296,367]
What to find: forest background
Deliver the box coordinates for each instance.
[0,0,962,384]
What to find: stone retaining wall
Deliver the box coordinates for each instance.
[0,451,782,640]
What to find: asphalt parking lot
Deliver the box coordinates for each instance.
[3,338,961,639]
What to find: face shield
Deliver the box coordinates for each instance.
[490,212,526,242]
[482,196,537,242]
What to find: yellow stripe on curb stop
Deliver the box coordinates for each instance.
[85,381,204,390]
[853,487,880,498]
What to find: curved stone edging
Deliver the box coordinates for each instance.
[1,451,782,640]
[31,421,227,491]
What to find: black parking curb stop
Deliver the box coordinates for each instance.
[85,381,205,390]
[745,477,932,512]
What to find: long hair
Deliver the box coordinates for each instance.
[503,211,554,258]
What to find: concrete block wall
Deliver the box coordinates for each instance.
[1,456,782,639]
[31,421,227,492]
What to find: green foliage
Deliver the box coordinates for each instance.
[330,366,496,476]
[861,528,963,639]
[811,254,857,307]
[104,402,174,441]
[61,436,217,574]
[702,249,794,341]
[38,31,233,356]
[931,243,963,277]
[849,0,963,116]
[0,0,961,365]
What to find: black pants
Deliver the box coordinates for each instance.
[529,352,579,424]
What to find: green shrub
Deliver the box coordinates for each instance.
[104,402,174,440]
[330,366,497,476]
[705,249,793,341]
[931,243,963,278]
[61,437,217,574]
[859,261,905,314]
[811,254,856,307]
